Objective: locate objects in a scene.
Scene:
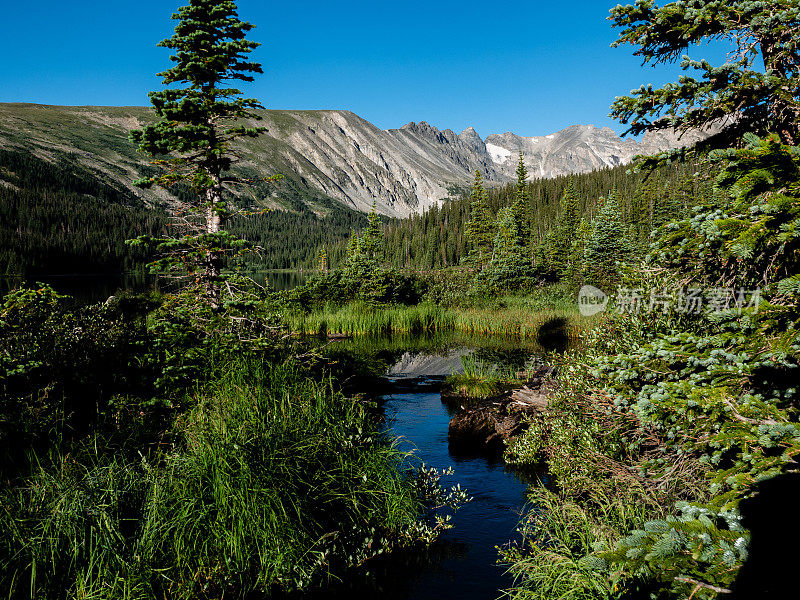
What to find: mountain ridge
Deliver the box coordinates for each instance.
[0,103,710,218]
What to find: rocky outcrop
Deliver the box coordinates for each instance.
[448,366,555,455]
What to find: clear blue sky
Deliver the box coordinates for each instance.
[0,0,732,137]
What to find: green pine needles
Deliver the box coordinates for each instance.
[130,0,268,307]
[503,136,800,600]
[584,192,633,289]
[609,1,800,145]
[512,151,533,245]
[463,170,494,269]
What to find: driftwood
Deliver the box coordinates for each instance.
[448,366,554,455]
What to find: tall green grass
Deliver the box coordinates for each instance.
[284,301,455,337]
[1,360,432,599]
[443,354,521,401]
[285,296,597,342]
[500,485,657,600]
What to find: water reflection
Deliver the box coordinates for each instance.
[0,272,152,305]
[302,384,531,600]
[0,270,310,304]
[249,270,310,291]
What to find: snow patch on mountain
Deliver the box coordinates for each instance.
[486,143,513,165]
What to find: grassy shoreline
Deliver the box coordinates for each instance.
[0,287,468,599]
[284,295,597,342]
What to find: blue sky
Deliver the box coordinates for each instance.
[0,1,732,137]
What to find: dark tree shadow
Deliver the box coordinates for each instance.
[536,317,570,353]
[728,471,800,599]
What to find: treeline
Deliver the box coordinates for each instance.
[0,148,366,276]
[230,201,366,270]
[0,144,707,278]
[327,157,707,271]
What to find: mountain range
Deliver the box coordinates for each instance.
[0,103,711,218]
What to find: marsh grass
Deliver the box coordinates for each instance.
[285,295,597,343]
[284,302,455,337]
[444,355,522,401]
[1,359,432,599]
[500,485,658,600]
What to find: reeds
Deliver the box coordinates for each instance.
[284,301,456,337]
[443,355,522,401]
[285,297,597,343]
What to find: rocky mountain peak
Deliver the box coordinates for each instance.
[458,126,486,153]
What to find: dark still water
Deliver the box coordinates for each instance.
[380,383,529,599]
[315,345,534,600]
[0,270,309,304]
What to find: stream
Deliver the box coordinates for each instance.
[381,379,529,598]
[318,343,537,600]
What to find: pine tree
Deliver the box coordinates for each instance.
[360,201,383,262]
[345,229,361,265]
[610,1,800,145]
[483,205,533,290]
[464,170,494,269]
[563,217,590,287]
[550,179,580,277]
[511,151,532,247]
[493,206,520,261]
[584,192,632,288]
[130,0,265,307]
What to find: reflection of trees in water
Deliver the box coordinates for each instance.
[1,272,153,306]
[536,317,570,353]
[471,347,535,373]
[0,270,311,307]
[324,330,571,396]
[328,332,547,374]
[251,271,310,292]
[308,333,543,600]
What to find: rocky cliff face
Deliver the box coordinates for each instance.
[0,103,714,218]
[250,111,507,217]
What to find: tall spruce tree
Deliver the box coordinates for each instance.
[344,228,360,264]
[563,217,590,287]
[609,1,800,145]
[464,170,494,269]
[130,0,265,307]
[584,192,632,288]
[511,152,532,248]
[550,179,580,276]
[360,201,383,262]
[483,205,534,290]
[493,207,520,263]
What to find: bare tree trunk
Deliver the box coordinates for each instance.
[205,179,222,309]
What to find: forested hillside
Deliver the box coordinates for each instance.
[0,134,704,280]
[326,156,707,271]
[0,148,164,275]
[0,147,365,276]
